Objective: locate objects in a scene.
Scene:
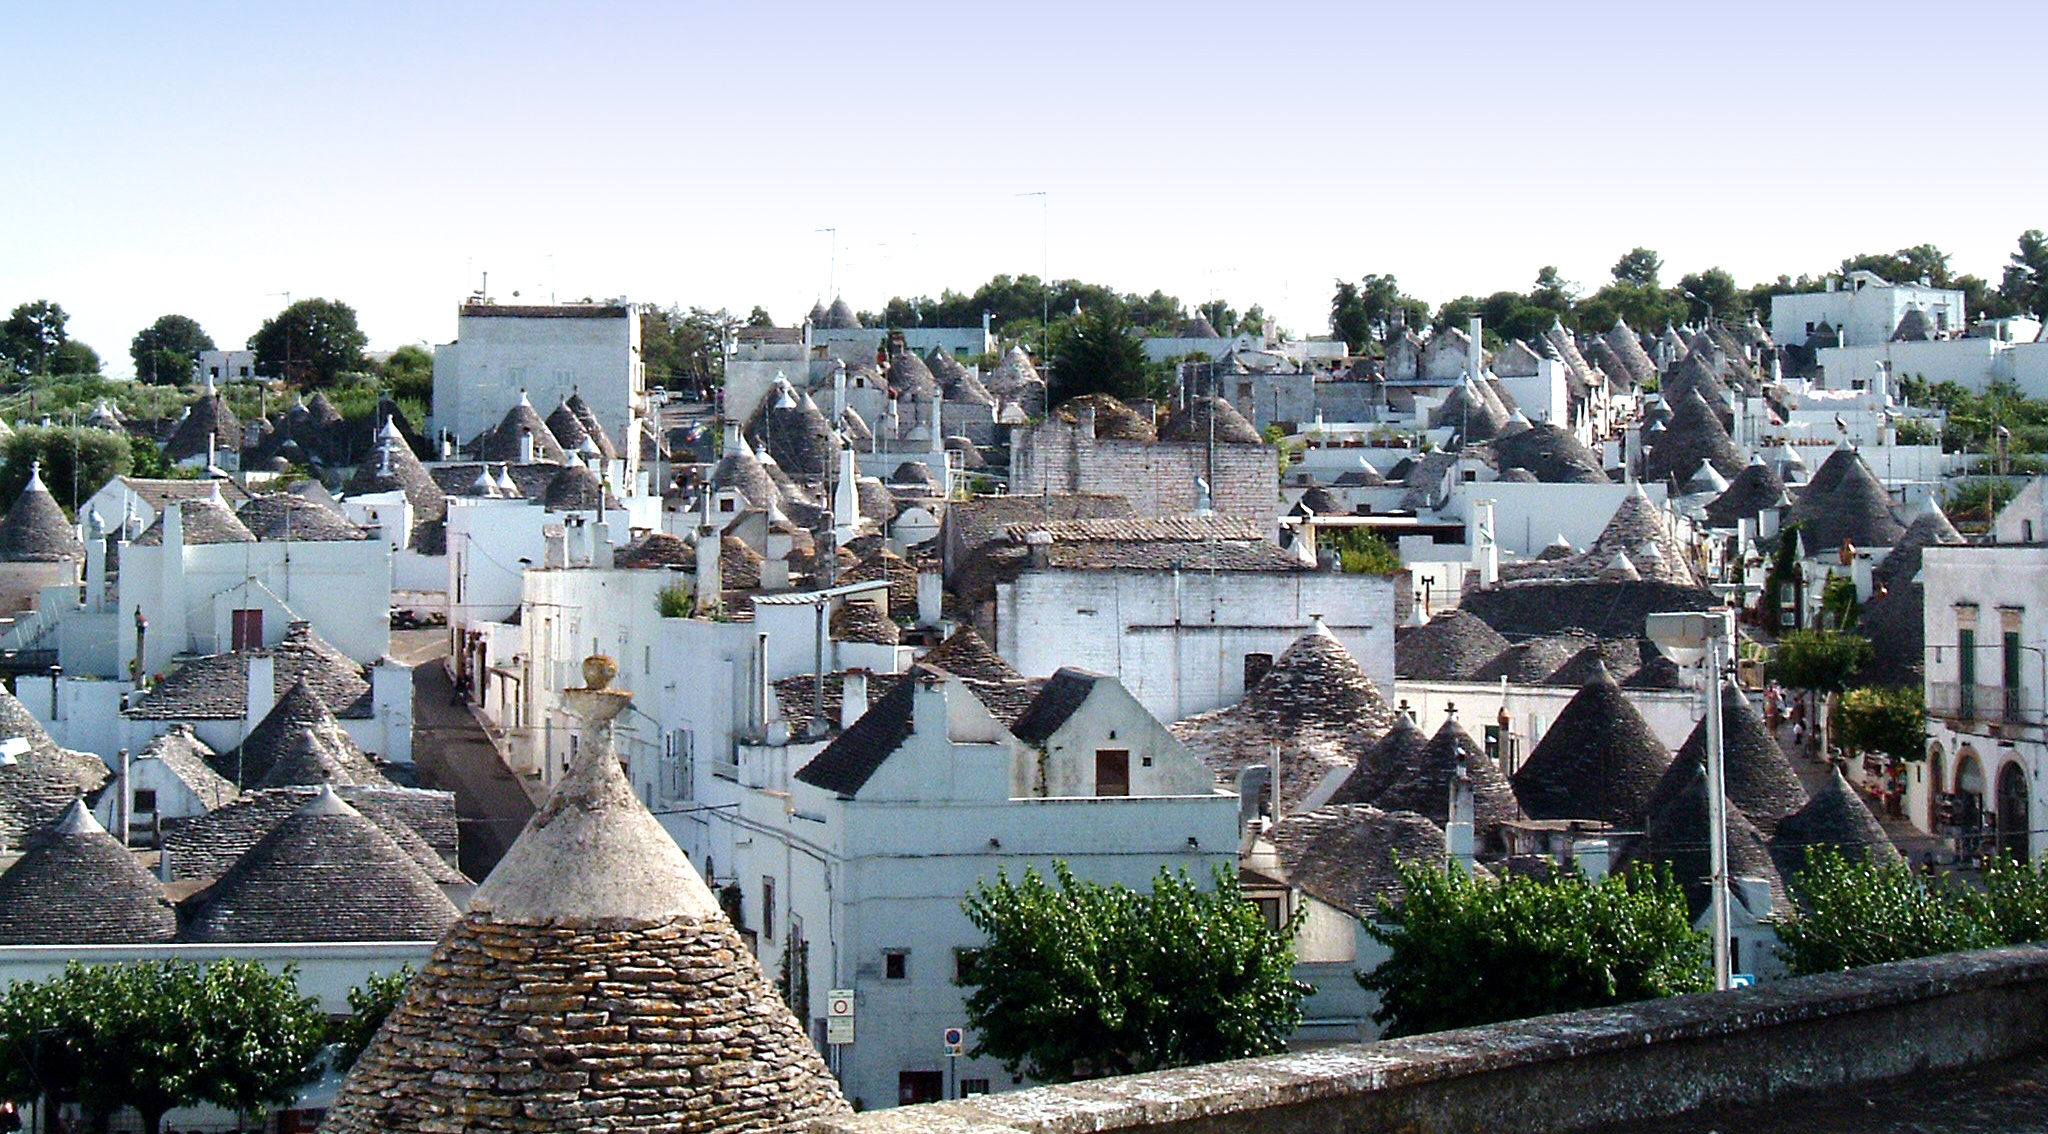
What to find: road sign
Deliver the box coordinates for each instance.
[827,990,856,1045]
[1730,973,1755,989]
[827,990,855,1017]
[943,1026,965,1055]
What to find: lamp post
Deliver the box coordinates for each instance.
[1647,608,1736,990]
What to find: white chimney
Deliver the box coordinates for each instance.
[695,529,722,616]
[543,524,567,569]
[245,653,276,742]
[591,520,613,569]
[916,567,942,629]
[1467,316,1484,384]
[1473,498,1499,589]
[840,668,869,731]
[1445,751,1475,874]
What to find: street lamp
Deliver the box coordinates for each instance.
[1647,608,1737,990]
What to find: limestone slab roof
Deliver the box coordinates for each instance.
[1874,506,1963,592]
[127,623,375,721]
[1394,610,1512,682]
[1051,393,1156,441]
[1770,769,1902,880]
[1629,765,1785,918]
[1704,458,1789,528]
[1010,668,1101,746]
[828,599,901,645]
[1365,714,1520,841]
[918,626,1040,726]
[163,391,242,463]
[843,546,918,610]
[946,493,1133,557]
[135,724,238,811]
[161,783,461,884]
[177,787,459,943]
[1326,713,1428,807]
[1544,640,1648,687]
[0,470,82,561]
[747,395,837,478]
[237,492,370,541]
[1490,424,1608,485]
[1647,679,1807,839]
[476,398,566,465]
[1172,627,1394,809]
[1512,664,1671,828]
[1786,448,1906,552]
[1643,386,1744,485]
[132,492,257,545]
[0,685,112,850]
[707,446,781,510]
[1857,582,1927,688]
[1268,804,1452,919]
[1470,633,1595,685]
[0,802,176,944]
[541,461,609,510]
[772,671,904,738]
[795,671,922,797]
[985,344,1042,398]
[885,351,938,400]
[1582,487,1699,588]
[217,679,393,791]
[615,531,692,569]
[1158,396,1263,445]
[543,398,589,453]
[1459,578,1720,640]
[565,391,618,461]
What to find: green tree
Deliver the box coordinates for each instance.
[2,425,135,515]
[0,976,80,1121]
[65,960,208,1134]
[1575,281,1687,336]
[1775,850,1992,975]
[380,344,434,407]
[1,301,75,378]
[1611,247,1663,287]
[328,967,414,1073]
[247,298,368,387]
[130,315,215,385]
[187,960,327,1118]
[1361,860,1708,1038]
[1049,305,1151,405]
[1325,527,1403,575]
[1833,686,1927,763]
[1530,265,1577,315]
[1841,243,1953,288]
[959,862,1308,1082]
[1197,299,1236,336]
[1772,629,1875,755]
[1678,267,1743,323]
[2002,229,2048,319]
[1330,274,1423,351]
[746,305,774,327]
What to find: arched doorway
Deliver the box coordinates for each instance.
[1956,749,1987,851]
[1927,743,1946,796]
[1997,762,2031,862]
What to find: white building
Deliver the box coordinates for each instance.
[1917,540,2046,862]
[191,349,257,384]
[429,301,644,481]
[1770,271,1966,350]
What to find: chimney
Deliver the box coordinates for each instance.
[840,669,869,731]
[1467,316,1484,384]
[543,524,568,569]
[760,552,790,590]
[1238,764,1272,833]
[245,652,275,741]
[832,362,848,420]
[1473,498,1498,589]
[1076,404,1097,440]
[695,529,723,616]
[929,399,945,455]
[723,420,743,456]
[915,567,942,629]
[116,748,130,848]
[910,669,947,743]
[158,844,173,883]
[84,513,106,609]
[834,444,861,545]
[591,520,613,569]
[1024,528,1052,569]
[1445,750,1475,874]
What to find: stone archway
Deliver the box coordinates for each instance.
[1927,742,1945,796]
[1997,761,2031,862]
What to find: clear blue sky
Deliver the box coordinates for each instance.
[6,1,2041,376]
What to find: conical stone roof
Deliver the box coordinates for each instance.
[1772,768,1902,881]
[1874,504,1964,592]
[1643,386,1743,484]
[0,466,82,562]
[822,297,860,329]
[133,493,258,545]
[1605,318,1658,387]
[163,389,243,463]
[237,492,369,541]
[1646,679,1807,838]
[564,392,618,461]
[323,680,848,1134]
[0,684,112,849]
[1583,485,1699,587]
[544,398,590,453]
[178,786,458,943]
[542,461,607,511]
[1491,424,1608,484]
[0,800,175,944]
[1786,448,1905,553]
[1327,712,1428,806]
[1363,713,1519,842]
[1703,457,1789,529]
[478,396,567,465]
[747,391,836,477]
[1171,625,1395,811]
[1632,764,1784,918]
[1394,610,1511,681]
[220,680,392,791]
[984,345,1042,401]
[1159,396,1263,445]
[1512,663,1671,827]
[885,351,938,400]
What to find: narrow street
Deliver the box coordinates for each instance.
[392,628,536,881]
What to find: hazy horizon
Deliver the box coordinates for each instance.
[7,1,2041,376]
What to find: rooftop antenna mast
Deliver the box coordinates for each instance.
[815,228,838,300]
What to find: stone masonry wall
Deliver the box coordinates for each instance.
[809,944,2048,1134]
[323,913,847,1134]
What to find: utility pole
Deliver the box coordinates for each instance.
[1016,191,1048,357]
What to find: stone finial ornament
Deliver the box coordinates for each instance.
[581,653,618,691]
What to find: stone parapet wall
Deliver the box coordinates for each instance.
[813,944,2048,1134]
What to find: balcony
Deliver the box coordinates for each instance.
[1927,682,2041,726]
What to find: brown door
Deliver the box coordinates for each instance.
[231,608,264,651]
[1095,749,1130,797]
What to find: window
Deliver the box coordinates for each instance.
[230,608,264,652]
[1254,896,1285,932]
[762,877,776,942]
[2004,630,2023,718]
[132,789,157,813]
[898,1071,943,1106]
[883,949,909,980]
[661,730,694,800]
[954,947,982,984]
[1960,627,1977,717]
[1095,749,1130,797]
[1243,652,1274,689]
[959,1079,991,1098]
